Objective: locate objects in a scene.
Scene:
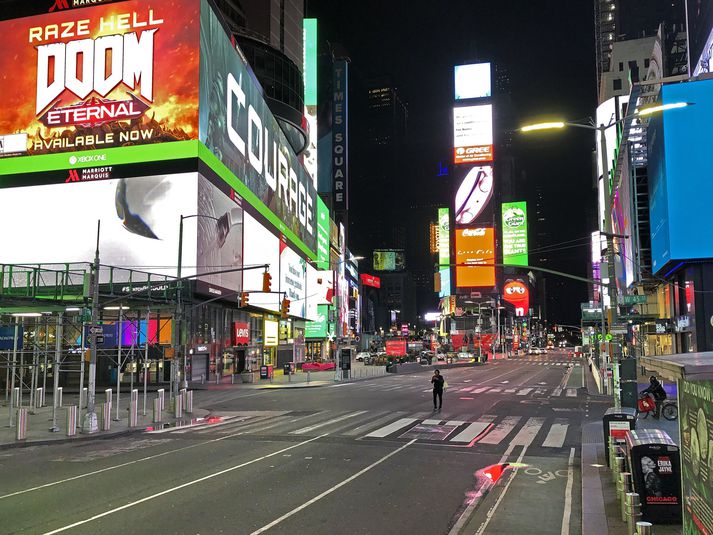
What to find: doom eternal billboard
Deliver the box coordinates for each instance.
[0,0,318,268]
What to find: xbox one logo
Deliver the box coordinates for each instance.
[69,155,77,165]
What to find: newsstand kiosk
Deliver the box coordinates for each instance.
[625,429,682,524]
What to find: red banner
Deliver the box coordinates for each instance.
[385,339,407,356]
[360,274,381,288]
[233,322,250,345]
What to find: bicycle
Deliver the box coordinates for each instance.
[637,393,678,421]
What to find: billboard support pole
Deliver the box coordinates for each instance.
[82,221,100,434]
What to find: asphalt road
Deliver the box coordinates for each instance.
[0,349,603,535]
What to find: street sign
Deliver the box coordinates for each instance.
[611,325,627,334]
[96,335,105,344]
[620,295,646,305]
[89,326,103,334]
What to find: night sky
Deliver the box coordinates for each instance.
[308,1,598,325]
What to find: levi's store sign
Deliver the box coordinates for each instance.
[233,322,250,345]
[360,274,381,288]
[455,227,495,287]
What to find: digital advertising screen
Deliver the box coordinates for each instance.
[454,63,491,100]
[648,78,713,273]
[305,304,332,339]
[0,172,198,280]
[502,201,528,266]
[453,104,493,164]
[373,249,405,272]
[280,240,307,319]
[0,0,200,157]
[454,165,494,227]
[455,227,495,288]
[199,0,318,255]
[503,279,529,317]
[437,207,451,296]
[242,212,281,313]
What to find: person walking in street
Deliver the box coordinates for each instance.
[432,369,445,411]
[641,375,667,419]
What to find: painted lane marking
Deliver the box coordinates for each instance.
[250,440,417,534]
[365,418,418,438]
[488,388,502,393]
[516,388,533,396]
[477,416,521,445]
[504,389,517,394]
[422,419,442,425]
[542,419,569,448]
[561,447,576,535]
[565,388,577,397]
[341,412,406,437]
[510,417,546,446]
[472,387,490,394]
[42,435,327,534]
[291,411,368,435]
[450,422,492,444]
[459,397,474,400]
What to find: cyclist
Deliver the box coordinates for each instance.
[641,376,667,419]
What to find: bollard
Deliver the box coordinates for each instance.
[180,388,187,410]
[215,373,220,385]
[153,397,162,423]
[614,456,625,483]
[185,390,193,413]
[231,373,235,384]
[307,370,311,383]
[16,408,27,440]
[619,472,631,521]
[174,394,183,418]
[81,387,88,408]
[35,388,43,409]
[129,389,138,427]
[201,374,205,385]
[636,521,652,535]
[56,387,63,408]
[626,493,642,535]
[101,402,111,431]
[66,405,77,436]
[105,388,113,406]
[12,386,20,409]
[41,386,46,408]
[157,388,165,411]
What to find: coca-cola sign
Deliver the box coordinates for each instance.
[233,322,250,345]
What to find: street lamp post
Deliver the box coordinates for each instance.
[520,101,691,407]
[176,214,220,394]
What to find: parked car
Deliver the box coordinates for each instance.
[457,352,472,360]
[355,352,370,362]
[436,352,447,362]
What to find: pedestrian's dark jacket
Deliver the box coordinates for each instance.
[432,374,445,392]
[643,379,667,401]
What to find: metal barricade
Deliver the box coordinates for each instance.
[16,408,27,440]
[66,405,77,436]
[128,389,138,427]
[185,391,193,413]
[101,402,111,431]
[153,398,162,424]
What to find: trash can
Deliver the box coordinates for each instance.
[259,365,273,379]
[603,407,637,467]
[624,429,682,524]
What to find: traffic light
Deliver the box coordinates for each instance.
[280,297,290,318]
[262,271,272,293]
[239,291,250,307]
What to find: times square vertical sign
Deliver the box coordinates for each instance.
[332,60,348,212]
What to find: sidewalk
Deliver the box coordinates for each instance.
[581,362,681,535]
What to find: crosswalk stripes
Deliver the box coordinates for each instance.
[152,409,576,450]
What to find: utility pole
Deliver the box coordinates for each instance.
[82,221,100,433]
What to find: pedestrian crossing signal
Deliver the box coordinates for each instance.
[280,297,290,318]
[262,271,272,293]
[239,292,250,307]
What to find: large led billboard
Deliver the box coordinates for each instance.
[199,1,318,254]
[0,173,198,280]
[454,165,494,226]
[373,249,405,272]
[503,279,529,317]
[455,227,495,288]
[454,63,491,100]
[437,207,451,296]
[502,201,528,266]
[453,104,493,164]
[0,0,200,157]
[302,18,318,187]
[648,78,713,273]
